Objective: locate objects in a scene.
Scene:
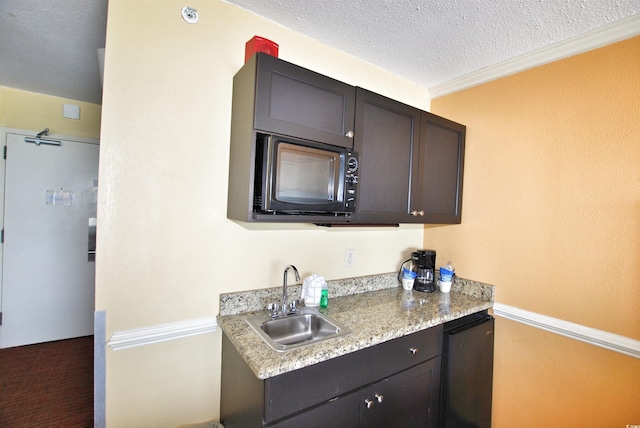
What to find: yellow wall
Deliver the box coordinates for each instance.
[0,86,101,140]
[97,1,428,426]
[428,37,640,426]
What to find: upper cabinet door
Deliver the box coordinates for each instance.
[252,53,356,148]
[413,112,465,224]
[353,88,421,223]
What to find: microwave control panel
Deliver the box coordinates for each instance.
[345,151,359,211]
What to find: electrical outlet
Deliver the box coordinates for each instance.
[344,249,356,267]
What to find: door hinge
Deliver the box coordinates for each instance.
[3,146,6,159]
[1,229,4,243]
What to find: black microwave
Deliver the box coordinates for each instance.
[253,134,359,215]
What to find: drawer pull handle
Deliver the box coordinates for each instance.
[375,393,384,403]
[409,347,418,355]
[365,398,374,409]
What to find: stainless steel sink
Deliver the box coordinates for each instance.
[246,307,350,352]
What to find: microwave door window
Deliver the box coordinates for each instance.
[276,144,339,204]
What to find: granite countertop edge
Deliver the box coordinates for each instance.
[217,272,494,379]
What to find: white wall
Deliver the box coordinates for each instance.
[97,1,429,425]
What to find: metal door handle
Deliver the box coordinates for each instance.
[364,398,374,409]
[88,218,96,261]
[409,347,418,355]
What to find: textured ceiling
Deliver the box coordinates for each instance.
[228,0,640,88]
[0,0,107,104]
[0,0,638,105]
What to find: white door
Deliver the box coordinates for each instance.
[0,132,99,348]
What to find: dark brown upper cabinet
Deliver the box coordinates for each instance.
[354,88,421,224]
[248,52,356,149]
[354,88,465,224]
[416,112,465,224]
[227,55,465,225]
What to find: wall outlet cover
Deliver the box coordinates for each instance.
[344,249,355,267]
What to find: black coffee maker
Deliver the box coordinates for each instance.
[411,249,437,292]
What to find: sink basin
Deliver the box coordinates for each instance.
[246,307,350,352]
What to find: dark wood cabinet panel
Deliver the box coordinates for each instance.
[252,53,355,149]
[269,390,361,428]
[362,357,441,428]
[274,358,441,428]
[221,326,442,428]
[227,53,357,224]
[353,87,465,225]
[220,334,269,428]
[415,112,466,224]
[354,87,421,224]
[264,345,376,424]
[374,324,442,379]
[227,54,465,225]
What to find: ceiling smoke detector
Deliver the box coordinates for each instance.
[181,6,198,24]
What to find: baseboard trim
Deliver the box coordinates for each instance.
[429,14,640,99]
[107,316,217,351]
[493,303,640,359]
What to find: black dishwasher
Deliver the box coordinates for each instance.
[440,310,494,428]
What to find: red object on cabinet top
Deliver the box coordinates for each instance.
[245,36,279,63]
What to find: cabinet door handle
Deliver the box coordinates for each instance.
[410,210,425,216]
[409,347,418,355]
[364,398,374,409]
[375,393,384,403]
[345,131,354,138]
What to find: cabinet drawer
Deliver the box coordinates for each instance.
[268,389,362,428]
[374,325,443,379]
[264,345,376,424]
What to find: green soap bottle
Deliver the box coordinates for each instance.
[320,288,329,308]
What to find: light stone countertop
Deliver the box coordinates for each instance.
[217,273,494,379]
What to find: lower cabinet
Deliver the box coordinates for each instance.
[361,358,441,427]
[273,356,440,428]
[221,326,443,428]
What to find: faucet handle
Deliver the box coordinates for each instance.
[289,299,299,314]
[267,302,280,318]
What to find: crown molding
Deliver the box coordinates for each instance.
[429,14,640,99]
[493,303,640,359]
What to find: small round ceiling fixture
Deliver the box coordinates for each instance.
[181,6,199,24]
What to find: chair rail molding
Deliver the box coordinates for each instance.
[493,302,640,359]
[107,316,217,351]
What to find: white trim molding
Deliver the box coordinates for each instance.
[493,303,640,359]
[429,14,640,99]
[107,316,217,351]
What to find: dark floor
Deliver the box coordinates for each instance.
[0,335,93,427]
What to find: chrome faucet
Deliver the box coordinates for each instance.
[282,265,300,316]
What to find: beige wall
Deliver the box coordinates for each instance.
[0,86,101,140]
[98,1,428,426]
[6,3,639,426]
[428,37,640,426]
